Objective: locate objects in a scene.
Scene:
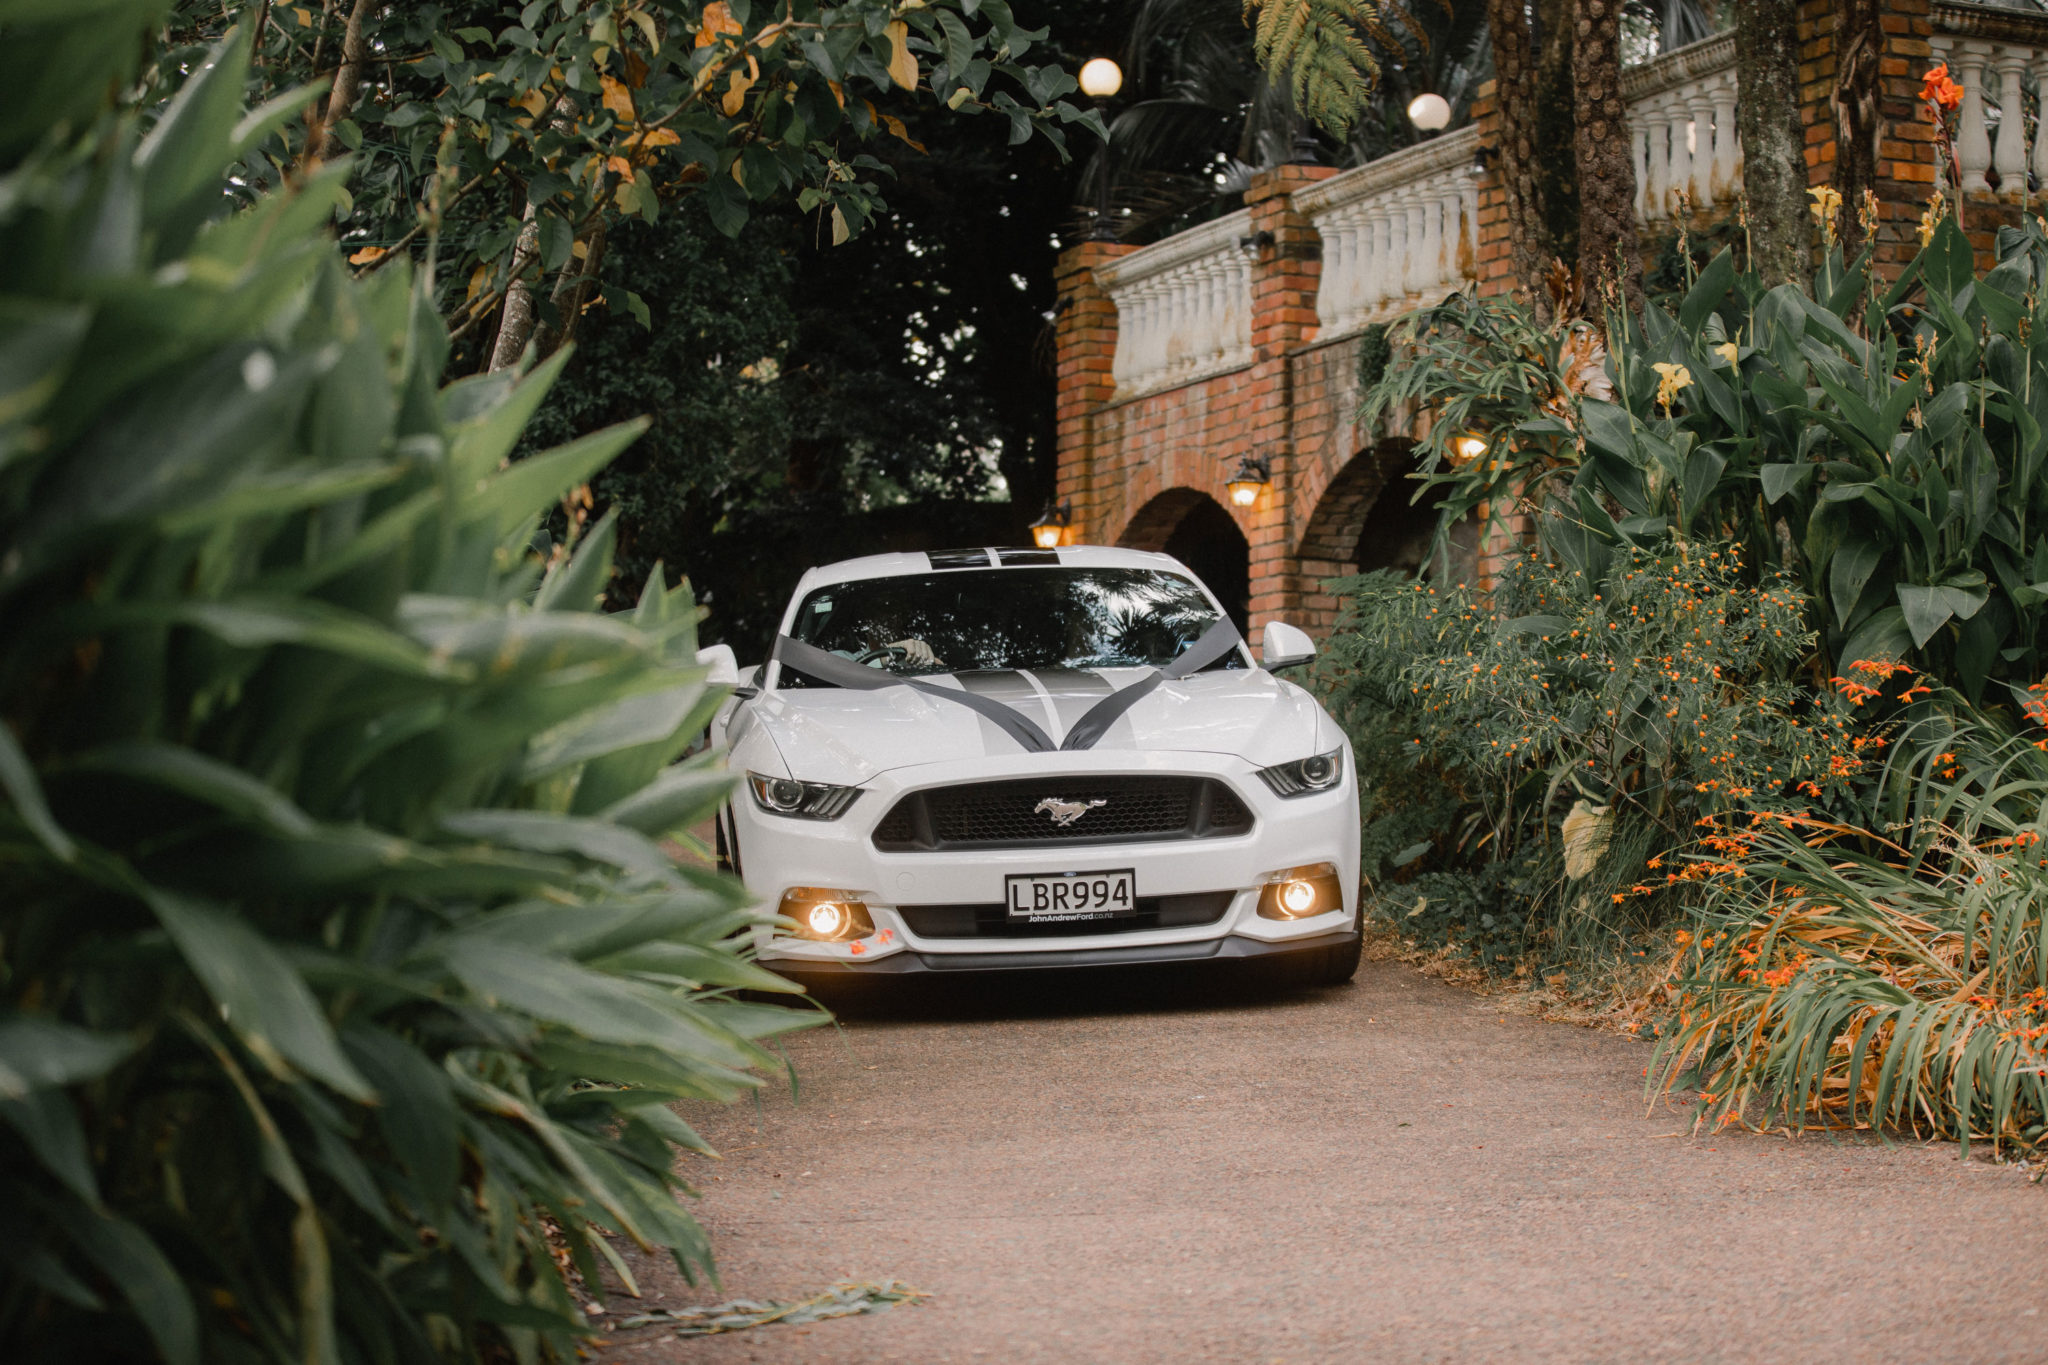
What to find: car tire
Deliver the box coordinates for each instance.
[1303,931,1363,986]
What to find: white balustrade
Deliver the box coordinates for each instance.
[1624,33,1740,226]
[1096,209,1254,399]
[1295,126,1481,339]
[1931,33,2048,199]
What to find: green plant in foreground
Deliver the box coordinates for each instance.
[0,19,814,1364]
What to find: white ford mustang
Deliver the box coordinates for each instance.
[704,545,1361,985]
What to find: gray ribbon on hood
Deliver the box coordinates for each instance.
[772,635,1057,753]
[1056,616,1243,751]
[771,615,1244,755]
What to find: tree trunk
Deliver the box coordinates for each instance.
[1488,0,1578,317]
[1571,0,1640,314]
[1736,0,1810,283]
[535,222,609,359]
[486,208,542,373]
[302,0,371,167]
[1831,0,1884,258]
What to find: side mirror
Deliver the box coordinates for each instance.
[1261,620,1317,672]
[696,642,740,686]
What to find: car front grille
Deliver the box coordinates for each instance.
[871,775,1253,851]
[896,891,1235,939]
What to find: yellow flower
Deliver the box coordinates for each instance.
[1808,185,1842,247]
[1918,189,1947,247]
[1711,342,1738,368]
[1651,361,1693,411]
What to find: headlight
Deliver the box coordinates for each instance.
[1257,862,1344,920]
[747,772,863,819]
[1255,746,1345,797]
[777,887,875,941]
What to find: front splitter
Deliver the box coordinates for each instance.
[764,928,1358,977]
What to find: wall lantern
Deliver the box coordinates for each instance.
[1451,432,1489,462]
[1407,92,1451,133]
[1029,500,1073,549]
[1079,57,1123,99]
[1225,455,1271,508]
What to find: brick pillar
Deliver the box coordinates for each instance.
[1240,164,1335,637]
[1468,81,1515,299]
[1798,0,1950,281]
[1051,240,1132,548]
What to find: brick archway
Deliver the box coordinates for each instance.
[1297,438,1415,565]
[1120,487,1251,634]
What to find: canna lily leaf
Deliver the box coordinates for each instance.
[144,889,375,1102]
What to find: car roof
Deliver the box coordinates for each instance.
[790,545,1192,595]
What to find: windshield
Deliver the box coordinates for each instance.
[783,567,1240,679]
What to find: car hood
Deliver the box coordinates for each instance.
[735,667,1335,785]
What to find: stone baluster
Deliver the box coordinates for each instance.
[1954,45,1993,194]
[2035,51,2048,191]
[1435,179,1461,287]
[1417,189,1445,295]
[1643,99,1670,222]
[1404,195,1431,297]
[1368,207,1396,311]
[1345,205,1372,326]
[1992,50,2029,193]
[1688,89,1718,208]
[1664,95,1693,218]
[1710,78,1739,207]
[1318,212,1348,332]
[1227,252,1252,367]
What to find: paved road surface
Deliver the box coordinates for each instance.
[596,960,2048,1363]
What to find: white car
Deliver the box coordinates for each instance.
[704,545,1360,986]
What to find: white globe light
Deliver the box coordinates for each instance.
[806,902,845,937]
[1079,57,1123,99]
[1407,92,1451,132]
[1281,880,1318,915]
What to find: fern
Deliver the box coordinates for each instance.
[1242,0,1421,138]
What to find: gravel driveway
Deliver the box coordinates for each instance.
[596,960,2047,1363]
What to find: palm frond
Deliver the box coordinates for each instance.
[1242,0,1423,137]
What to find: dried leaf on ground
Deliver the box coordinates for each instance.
[616,1280,928,1337]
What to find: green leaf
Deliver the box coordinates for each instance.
[145,889,375,1101]
[1830,539,1884,630]
[68,742,317,836]
[135,23,253,231]
[1896,585,1956,649]
[1759,462,1813,505]
[439,810,673,877]
[469,418,649,534]
[2,1091,99,1204]
[62,1203,199,1365]
[599,756,734,838]
[0,1018,134,1100]
[1838,604,1912,666]
[0,723,76,861]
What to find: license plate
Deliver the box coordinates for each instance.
[1004,868,1137,921]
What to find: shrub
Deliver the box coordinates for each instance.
[1319,543,1873,968]
[0,20,811,1364]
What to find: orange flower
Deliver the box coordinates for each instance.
[1921,63,1962,111]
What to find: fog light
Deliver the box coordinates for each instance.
[1257,862,1343,920]
[777,887,875,942]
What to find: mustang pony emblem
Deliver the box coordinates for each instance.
[1034,797,1108,827]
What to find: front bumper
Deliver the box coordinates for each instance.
[729,748,1360,974]
[768,927,1360,977]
